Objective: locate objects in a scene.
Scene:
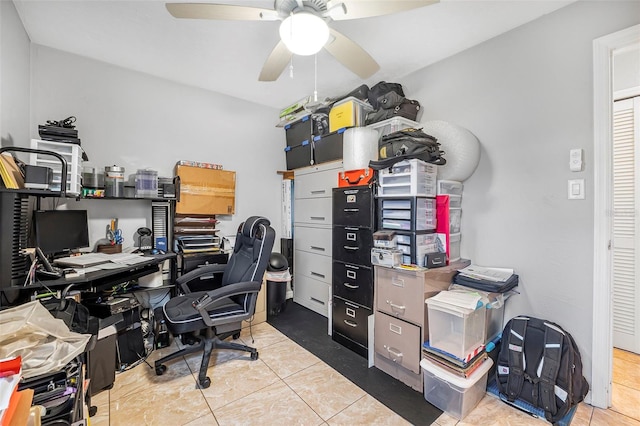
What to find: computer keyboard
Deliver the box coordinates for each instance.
[54,253,112,268]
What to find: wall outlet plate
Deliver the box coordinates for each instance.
[568,179,585,199]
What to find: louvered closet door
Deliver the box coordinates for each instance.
[612,96,640,354]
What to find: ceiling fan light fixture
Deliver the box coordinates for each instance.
[279,13,329,56]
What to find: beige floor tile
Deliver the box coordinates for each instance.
[200,358,281,410]
[184,346,247,375]
[238,321,288,350]
[259,339,321,378]
[613,357,640,390]
[457,394,546,426]
[285,362,366,420]
[612,383,640,421]
[327,394,411,426]
[591,407,640,426]
[182,412,219,425]
[614,348,640,365]
[213,380,323,426]
[89,388,110,426]
[109,375,210,426]
[110,356,195,400]
[571,402,594,426]
[432,412,459,426]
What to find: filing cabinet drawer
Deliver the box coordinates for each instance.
[332,296,371,348]
[293,276,329,317]
[332,226,373,265]
[374,311,422,374]
[294,161,342,200]
[332,186,375,228]
[294,198,333,226]
[295,250,332,285]
[375,266,442,326]
[294,225,332,257]
[332,261,373,309]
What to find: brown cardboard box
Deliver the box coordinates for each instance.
[176,165,236,215]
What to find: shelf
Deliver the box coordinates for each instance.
[76,196,177,202]
[0,188,64,197]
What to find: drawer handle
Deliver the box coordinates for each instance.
[310,246,326,252]
[385,346,403,362]
[389,323,402,335]
[310,216,326,221]
[343,283,359,289]
[310,190,326,194]
[392,277,404,287]
[344,208,359,213]
[343,246,358,251]
[310,297,325,305]
[310,271,325,279]
[343,319,357,328]
[388,301,406,313]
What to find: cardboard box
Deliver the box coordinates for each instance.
[176,165,235,215]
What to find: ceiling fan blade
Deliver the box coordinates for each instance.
[328,0,438,21]
[323,28,380,79]
[259,41,293,82]
[166,3,278,21]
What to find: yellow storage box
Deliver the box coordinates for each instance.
[329,96,373,133]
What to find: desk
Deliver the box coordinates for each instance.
[23,253,176,292]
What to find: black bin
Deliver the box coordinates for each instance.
[266,253,290,316]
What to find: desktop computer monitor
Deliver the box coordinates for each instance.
[34,210,90,255]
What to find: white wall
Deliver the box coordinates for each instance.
[614,47,640,93]
[30,45,285,249]
[401,0,640,386]
[0,0,30,148]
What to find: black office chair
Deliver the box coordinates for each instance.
[154,216,275,388]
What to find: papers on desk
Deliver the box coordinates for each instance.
[73,253,153,273]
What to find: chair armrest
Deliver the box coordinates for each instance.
[192,281,262,327]
[177,263,226,293]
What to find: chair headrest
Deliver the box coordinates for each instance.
[239,216,271,239]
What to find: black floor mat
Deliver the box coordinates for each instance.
[268,301,442,426]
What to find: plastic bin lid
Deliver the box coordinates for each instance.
[366,116,420,129]
[420,357,493,388]
[332,96,374,111]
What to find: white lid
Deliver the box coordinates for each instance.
[420,357,493,388]
[366,116,420,129]
[333,96,374,111]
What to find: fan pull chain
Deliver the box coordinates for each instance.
[313,53,318,102]
[289,57,294,78]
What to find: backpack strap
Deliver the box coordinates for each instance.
[506,316,528,402]
[540,322,566,422]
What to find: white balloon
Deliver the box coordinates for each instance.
[421,120,481,182]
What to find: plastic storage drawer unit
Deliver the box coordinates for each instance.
[421,357,493,420]
[379,197,436,232]
[436,180,463,196]
[378,159,437,197]
[425,295,486,360]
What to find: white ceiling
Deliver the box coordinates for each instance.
[14,0,575,110]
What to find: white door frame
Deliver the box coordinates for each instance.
[592,24,640,409]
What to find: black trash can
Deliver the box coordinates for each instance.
[266,253,291,316]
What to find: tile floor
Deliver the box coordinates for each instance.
[90,323,640,426]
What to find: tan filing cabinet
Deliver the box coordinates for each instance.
[373,260,470,391]
[242,277,267,328]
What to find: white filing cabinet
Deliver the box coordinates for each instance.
[293,161,342,317]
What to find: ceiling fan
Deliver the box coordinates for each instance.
[166,0,439,81]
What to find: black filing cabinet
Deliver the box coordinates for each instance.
[332,185,375,357]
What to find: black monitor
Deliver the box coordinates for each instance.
[34,210,90,255]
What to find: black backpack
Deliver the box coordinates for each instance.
[369,128,446,170]
[496,316,589,424]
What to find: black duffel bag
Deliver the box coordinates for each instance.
[368,81,405,109]
[369,128,445,170]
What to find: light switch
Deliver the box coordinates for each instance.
[568,179,585,199]
[570,148,583,172]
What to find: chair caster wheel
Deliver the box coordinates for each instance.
[250,351,259,361]
[199,377,211,389]
[89,406,98,417]
[232,332,240,340]
[155,365,167,376]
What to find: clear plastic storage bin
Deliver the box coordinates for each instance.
[29,139,83,195]
[366,117,420,140]
[426,293,486,360]
[449,233,461,261]
[449,208,462,234]
[421,357,493,420]
[448,194,462,208]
